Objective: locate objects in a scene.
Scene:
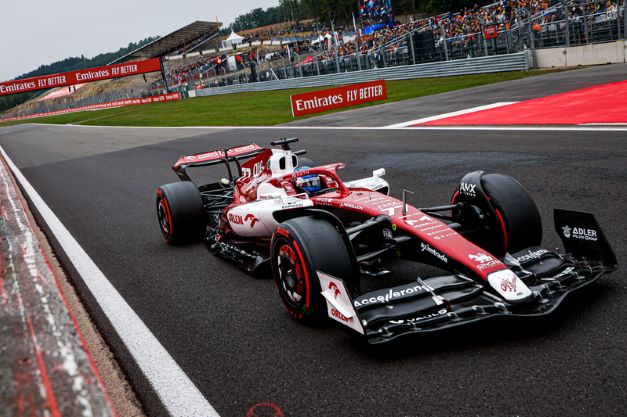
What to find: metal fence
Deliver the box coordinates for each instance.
[5,0,626,118]
[158,1,624,95]
[194,53,529,97]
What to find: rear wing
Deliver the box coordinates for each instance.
[172,143,264,182]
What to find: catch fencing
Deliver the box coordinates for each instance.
[195,53,528,97]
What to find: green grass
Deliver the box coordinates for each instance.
[0,69,564,127]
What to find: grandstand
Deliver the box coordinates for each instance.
[3,0,626,119]
[151,0,625,93]
[2,20,223,118]
[110,21,222,64]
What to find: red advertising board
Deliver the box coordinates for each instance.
[483,26,498,39]
[0,92,180,122]
[290,80,387,117]
[0,58,162,97]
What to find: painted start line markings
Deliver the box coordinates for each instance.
[0,146,220,417]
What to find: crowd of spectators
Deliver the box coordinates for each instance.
[153,0,623,91]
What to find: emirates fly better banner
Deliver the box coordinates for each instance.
[290,80,387,117]
[0,58,162,96]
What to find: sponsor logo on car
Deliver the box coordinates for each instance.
[353,284,428,307]
[405,215,436,229]
[241,161,264,178]
[228,212,244,225]
[562,225,598,241]
[328,282,340,299]
[340,202,363,210]
[562,225,572,238]
[184,150,221,161]
[469,252,493,263]
[541,266,575,281]
[389,308,448,325]
[515,248,549,263]
[500,275,517,292]
[459,182,476,197]
[468,252,501,270]
[331,308,350,322]
[244,213,259,228]
[420,242,448,263]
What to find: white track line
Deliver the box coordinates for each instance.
[0,146,219,417]
[19,122,627,132]
[384,102,518,128]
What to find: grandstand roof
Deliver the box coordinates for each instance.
[110,21,221,64]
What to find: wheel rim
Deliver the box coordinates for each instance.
[157,197,172,238]
[276,243,306,307]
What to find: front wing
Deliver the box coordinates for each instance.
[319,259,614,344]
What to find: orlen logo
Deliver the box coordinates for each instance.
[328,282,340,299]
[228,212,244,225]
[459,182,476,197]
[331,308,349,322]
[245,214,259,228]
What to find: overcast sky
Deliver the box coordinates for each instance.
[0,0,279,81]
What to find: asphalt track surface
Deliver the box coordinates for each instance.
[1,66,626,417]
[1,122,626,417]
[285,63,627,127]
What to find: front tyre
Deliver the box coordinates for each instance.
[452,172,542,257]
[156,182,206,245]
[271,216,355,324]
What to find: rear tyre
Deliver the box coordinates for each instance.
[156,182,206,245]
[271,216,355,324]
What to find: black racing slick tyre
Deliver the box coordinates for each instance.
[156,182,206,245]
[453,172,542,257]
[481,173,542,254]
[271,216,355,324]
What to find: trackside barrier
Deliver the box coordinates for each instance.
[1,92,180,122]
[195,53,528,97]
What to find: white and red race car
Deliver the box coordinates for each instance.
[155,138,617,344]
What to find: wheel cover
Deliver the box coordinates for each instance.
[276,243,306,306]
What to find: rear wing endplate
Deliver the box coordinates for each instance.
[172,143,264,181]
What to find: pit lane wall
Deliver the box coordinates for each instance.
[0,92,180,122]
[0,155,115,416]
[529,40,627,67]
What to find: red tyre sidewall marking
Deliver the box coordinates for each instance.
[292,241,310,309]
[451,190,459,205]
[494,208,509,253]
[160,195,173,237]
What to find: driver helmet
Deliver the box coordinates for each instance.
[294,166,322,195]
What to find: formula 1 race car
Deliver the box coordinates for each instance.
[155,138,617,344]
